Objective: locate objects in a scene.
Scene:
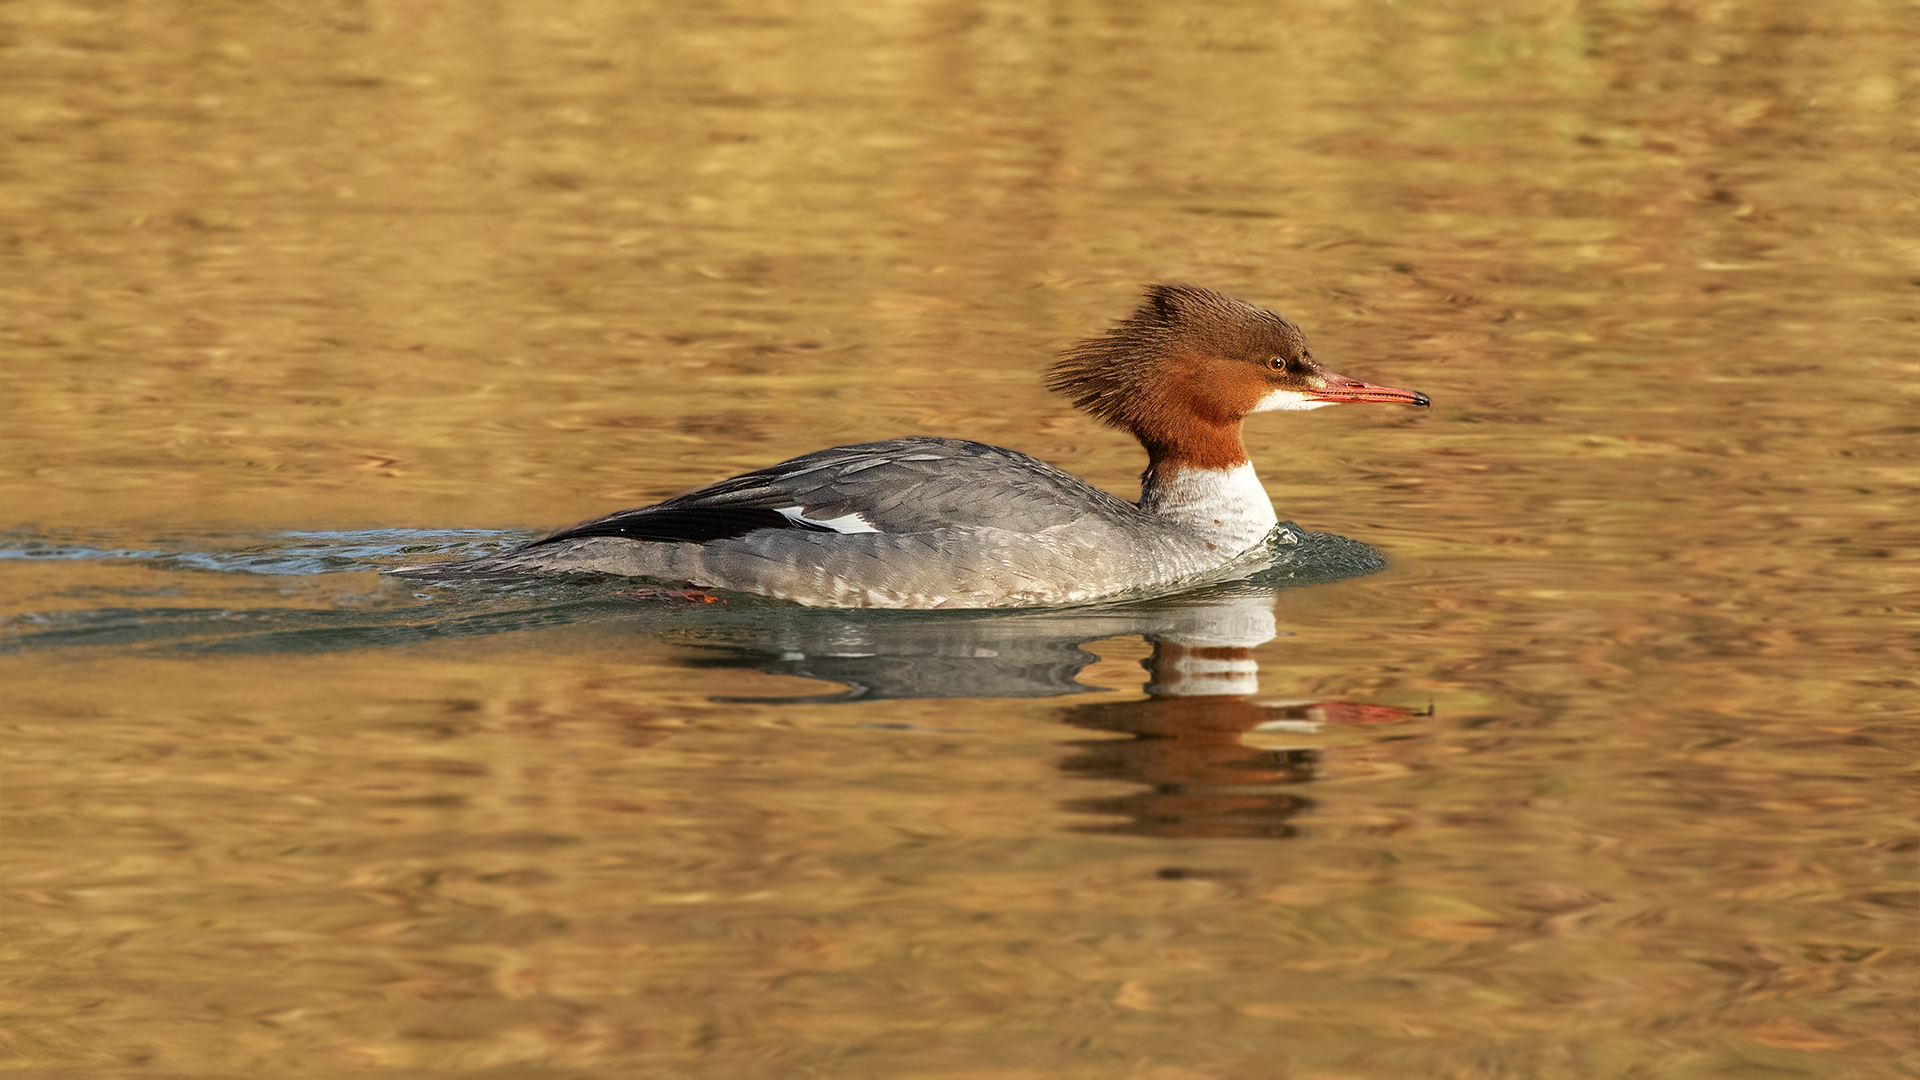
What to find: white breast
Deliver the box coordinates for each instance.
[1138,462,1279,555]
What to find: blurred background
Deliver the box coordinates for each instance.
[3,1,1916,1077]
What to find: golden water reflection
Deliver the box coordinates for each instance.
[4,0,1918,1075]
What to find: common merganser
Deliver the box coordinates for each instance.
[389,283,1430,607]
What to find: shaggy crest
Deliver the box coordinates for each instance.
[1047,283,1310,454]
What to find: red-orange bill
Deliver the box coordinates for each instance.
[1308,371,1431,407]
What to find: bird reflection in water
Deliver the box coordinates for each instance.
[1058,640,1421,840]
[694,528,1424,841]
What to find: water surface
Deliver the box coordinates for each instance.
[3,1,1916,1076]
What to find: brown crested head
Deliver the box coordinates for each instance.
[1047,283,1295,430]
[1047,283,1430,467]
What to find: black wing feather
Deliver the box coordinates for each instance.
[530,506,833,547]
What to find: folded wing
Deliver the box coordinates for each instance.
[530,437,1140,548]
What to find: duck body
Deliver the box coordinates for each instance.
[416,436,1274,608]
[390,284,1430,608]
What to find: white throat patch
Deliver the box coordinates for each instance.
[1252,388,1334,413]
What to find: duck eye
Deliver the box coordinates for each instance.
[1266,357,1288,372]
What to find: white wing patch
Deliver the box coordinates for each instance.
[776,507,880,534]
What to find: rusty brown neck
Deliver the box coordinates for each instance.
[1136,416,1252,479]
